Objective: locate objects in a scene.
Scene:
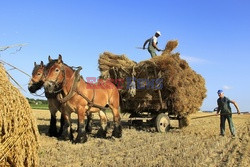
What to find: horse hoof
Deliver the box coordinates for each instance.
[58,135,70,141]
[85,125,92,134]
[112,125,122,138]
[48,128,58,137]
[49,132,58,137]
[74,136,87,143]
[58,131,63,137]
[58,127,65,137]
[58,131,72,141]
[96,129,107,138]
[75,132,87,143]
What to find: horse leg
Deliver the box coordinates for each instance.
[85,112,93,134]
[75,108,87,143]
[96,110,108,138]
[58,112,65,137]
[59,111,72,141]
[110,106,122,138]
[48,107,58,137]
[58,107,73,138]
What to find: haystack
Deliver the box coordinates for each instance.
[0,64,39,166]
[98,40,207,126]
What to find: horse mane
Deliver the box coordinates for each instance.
[45,59,61,72]
[45,59,76,74]
[62,63,75,72]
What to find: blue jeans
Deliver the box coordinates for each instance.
[220,114,235,136]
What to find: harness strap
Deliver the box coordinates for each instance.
[57,67,82,103]
[76,89,106,111]
[57,66,107,111]
[84,88,96,113]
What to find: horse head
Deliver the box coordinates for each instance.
[28,61,45,93]
[44,54,70,94]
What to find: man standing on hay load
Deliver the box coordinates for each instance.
[143,31,162,58]
[216,90,240,138]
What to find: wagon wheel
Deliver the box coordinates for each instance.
[155,113,170,133]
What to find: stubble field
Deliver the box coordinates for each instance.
[34,109,250,167]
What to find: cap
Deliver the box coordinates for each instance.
[156,31,161,36]
[217,90,223,94]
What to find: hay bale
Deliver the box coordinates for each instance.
[152,53,207,116]
[0,64,39,166]
[98,52,136,79]
[163,40,178,54]
[98,41,207,126]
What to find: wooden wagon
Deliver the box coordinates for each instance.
[98,42,206,132]
[109,62,178,133]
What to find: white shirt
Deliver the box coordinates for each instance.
[149,36,158,47]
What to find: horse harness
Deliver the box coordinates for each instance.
[56,65,107,112]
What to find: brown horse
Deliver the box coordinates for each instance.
[28,61,66,137]
[28,61,92,138]
[44,55,122,143]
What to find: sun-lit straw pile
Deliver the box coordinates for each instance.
[0,64,39,166]
[99,52,137,80]
[99,40,206,126]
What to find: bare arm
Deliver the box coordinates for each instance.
[143,38,150,49]
[230,100,241,114]
[152,41,161,51]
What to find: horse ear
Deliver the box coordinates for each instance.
[48,55,52,62]
[58,54,62,63]
[34,62,37,66]
[41,61,44,66]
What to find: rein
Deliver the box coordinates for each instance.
[56,65,106,111]
[32,91,45,97]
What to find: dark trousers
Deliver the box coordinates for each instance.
[220,115,235,136]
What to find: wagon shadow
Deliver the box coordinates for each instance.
[120,120,157,132]
[120,120,180,133]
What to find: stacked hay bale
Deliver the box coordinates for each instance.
[99,52,137,79]
[0,64,39,166]
[98,40,206,127]
[98,52,137,97]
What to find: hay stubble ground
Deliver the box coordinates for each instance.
[34,109,250,167]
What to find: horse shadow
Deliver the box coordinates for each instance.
[37,124,50,135]
[37,118,113,139]
[37,117,175,139]
[37,117,78,136]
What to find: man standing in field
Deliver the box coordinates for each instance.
[143,31,162,58]
[216,90,240,138]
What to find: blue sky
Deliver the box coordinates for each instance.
[1,0,249,112]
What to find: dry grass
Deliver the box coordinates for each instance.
[0,64,40,167]
[35,109,250,167]
[163,40,178,54]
